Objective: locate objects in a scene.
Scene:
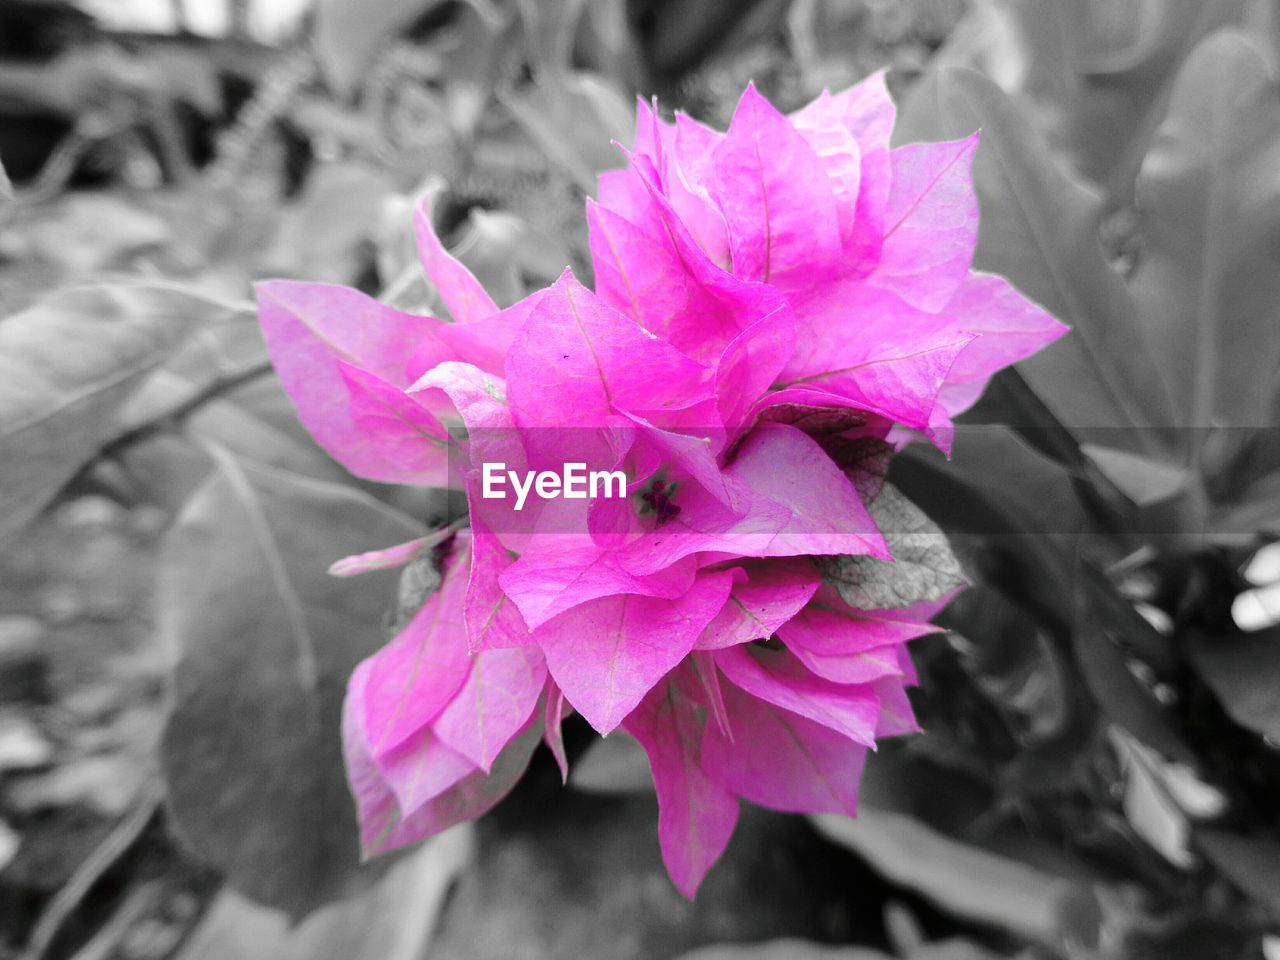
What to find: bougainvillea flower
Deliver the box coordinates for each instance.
[591,73,1068,446]
[256,75,1065,898]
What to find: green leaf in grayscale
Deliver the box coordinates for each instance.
[159,448,423,918]
[0,283,246,542]
[818,484,966,610]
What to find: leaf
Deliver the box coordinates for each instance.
[896,68,1174,451]
[500,72,633,192]
[1196,828,1280,916]
[1079,443,1191,507]
[671,940,890,960]
[0,283,244,542]
[812,808,1075,942]
[176,826,472,960]
[1012,0,1241,193]
[1129,30,1280,457]
[1248,0,1280,71]
[1113,729,1193,868]
[115,300,269,435]
[436,2,508,138]
[1073,565,1196,765]
[315,0,447,95]
[1188,626,1280,743]
[890,426,1094,653]
[945,585,1072,746]
[896,423,1090,539]
[159,450,424,917]
[568,730,654,794]
[817,483,966,610]
[824,436,893,503]
[265,162,395,283]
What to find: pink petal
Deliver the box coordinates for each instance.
[337,361,455,485]
[617,424,888,576]
[777,606,936,684]
[507,269,708,426]
[327,525,455,577]
[504,271,710,477]
[464,510,532,650]
[807,70,896,274]
[935,273,1069,416]
[726,423,888,559]
[434,290,547,375]
[683,651,732,737]
[625,412,733,508]
[409,360,525,472]
[713,643,880,746]
[602,149,794,363]
[414,190,499,325]
[623,681,739,898]
[598,165,665,237]
[714,305,797,431]
[500,541,700,630]
[543,681,570,783]
[710,84,842,292]
[701,677,866,816]
[872,675,921,737]
[432,644,547,772]
[360,534,473,760]
[867,135,980,312]
[696,558,821,650]
[587,198,691,343]
[373,719,477,816]
[633,101,731,266]
[898,645,920,688]
[256,280,452,483]
[587,194,786,366]
[612,475,794,576]
[535,570,735,734]
[668,112,731,266]
[344,676,542,857]
[778,283,974,440]
[790,90,862,254]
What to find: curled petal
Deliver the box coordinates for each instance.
[867,135,980,312]
[344,669,542,857]
[256,281,452,484]
[414,190,499,325]
[710,83,842,291]
[328,523,460,577]
[778,606,935,684]
[696,558,821,650]
[536,570,735,734]
[713,643,880,746]
[795,69,895,273]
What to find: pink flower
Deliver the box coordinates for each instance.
[592,74,1067,445]
[256,76,1065,897]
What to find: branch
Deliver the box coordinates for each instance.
[101,358,275,459]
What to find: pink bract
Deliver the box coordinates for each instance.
[256,77,1066,898]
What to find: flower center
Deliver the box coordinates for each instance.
[637,475,681,526]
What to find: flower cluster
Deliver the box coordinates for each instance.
[256,74,1065,896]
